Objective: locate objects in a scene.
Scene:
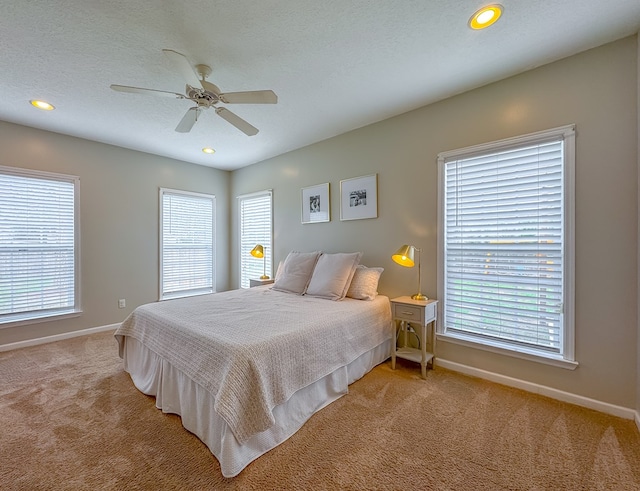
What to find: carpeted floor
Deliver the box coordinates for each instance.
[1,331,639,490]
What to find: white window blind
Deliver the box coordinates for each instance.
[239,191,272,288]
[160,189,215,300]
[438,126,575,359]
[0,166,80,326]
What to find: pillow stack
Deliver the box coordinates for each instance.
[346,265,384,300]
[271,251,321,295]
[272,250,383,301]
[305,252,362,300]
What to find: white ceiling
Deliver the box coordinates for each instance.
[1,1,639,171]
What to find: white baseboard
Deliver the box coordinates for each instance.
[436,358,637,421]
[0,324,119,352]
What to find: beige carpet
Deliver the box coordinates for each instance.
[1,331,639,490]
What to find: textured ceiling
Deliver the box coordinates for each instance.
[1,1,639,171]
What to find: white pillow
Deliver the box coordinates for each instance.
[346,265,384,300]
[305,252,362,301]
[275,260,285,280]
[271,251,321,294]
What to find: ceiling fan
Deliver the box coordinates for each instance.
[110,49,277,136]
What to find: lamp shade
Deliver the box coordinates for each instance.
[250,244,264,258]
[392,244,415,268]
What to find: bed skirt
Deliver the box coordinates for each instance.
[121,336,391,477]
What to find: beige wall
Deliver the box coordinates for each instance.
[637,33,640,417]
[232,36,638,408]
[0,122,230,345]
[0,36,636,410]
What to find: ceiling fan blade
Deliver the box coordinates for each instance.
[110,84,184,99]
[215,107,258,136]
[175,107,200,133]
[219,90,278,104]
[162,49,202,89]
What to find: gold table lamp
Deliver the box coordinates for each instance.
[250,244,270,280]
[392,244,427,301]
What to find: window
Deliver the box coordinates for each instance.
[437,125,575,366]
[160,188,215,300]
[238,190,272,288]
[0,166,80,326]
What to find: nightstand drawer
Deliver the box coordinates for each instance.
[393,303,424,323]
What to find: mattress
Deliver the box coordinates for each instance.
[115,287,392,476]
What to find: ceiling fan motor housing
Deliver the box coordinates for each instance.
[186,81,221,107]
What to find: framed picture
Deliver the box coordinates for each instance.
[301,182,330,224]
[340,174,378,221]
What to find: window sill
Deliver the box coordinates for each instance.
[437,332,578,370]
[160,289,215,301]
[0,310,83,330]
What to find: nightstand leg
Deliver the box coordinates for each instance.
[391,320,397,370]
[421,323,427,379]
[431,321,436,369]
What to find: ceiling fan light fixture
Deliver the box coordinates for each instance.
[30,100,55,111]
[468,4,503,30]
[202,147,215,154]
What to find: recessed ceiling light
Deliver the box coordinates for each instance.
[202,147,215,154]
[30,100,55,111]
[469,4,503,30]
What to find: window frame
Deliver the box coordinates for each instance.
[0,165,81,328]
[238,190,273,289]
[436,125,576,369]
[159,188,216,301]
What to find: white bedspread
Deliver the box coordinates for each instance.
[115,287,392,444]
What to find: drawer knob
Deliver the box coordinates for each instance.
[401,311,414,316]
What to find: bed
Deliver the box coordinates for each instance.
[115,252,391,477]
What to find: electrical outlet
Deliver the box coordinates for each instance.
[118,299,126,309]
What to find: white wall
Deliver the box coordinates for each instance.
[0,122,230,346]
[231,36,638,409]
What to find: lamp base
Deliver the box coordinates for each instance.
[411,293,427,301]
[260,275,270,280]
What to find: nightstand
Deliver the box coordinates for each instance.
[249,278,274,288]
[390,296,438,379]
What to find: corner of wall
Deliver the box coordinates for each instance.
[636,31,640,417]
